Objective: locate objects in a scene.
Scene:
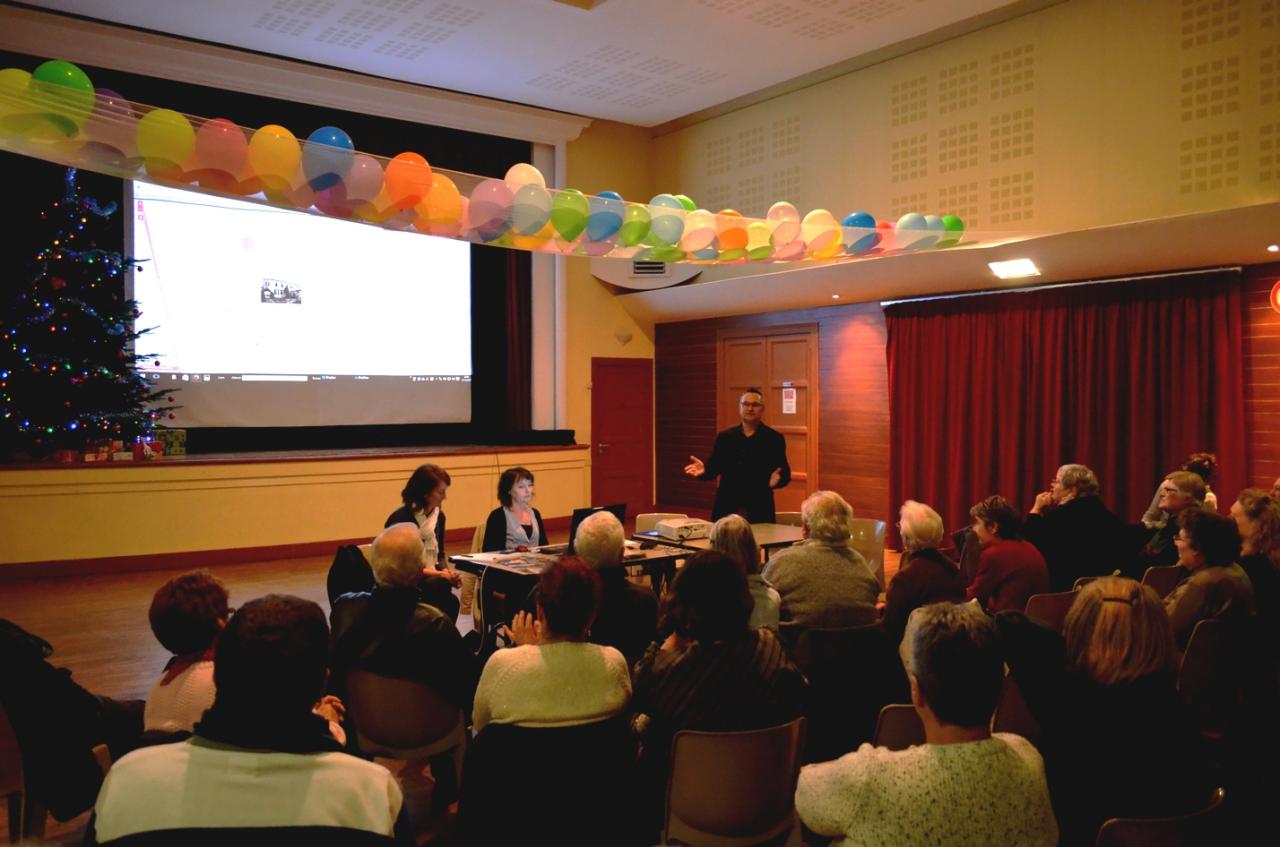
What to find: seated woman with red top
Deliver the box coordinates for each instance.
[966,495,1050,613]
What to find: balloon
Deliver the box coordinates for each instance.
[467,178,514,241]
[302,125,354,190]
[673,194,696,212]
[679,209,717,252]
[550,188,589,241]
[504,163,545,189]
[29,60,94,135]
[746,221,774,260]
[619,203,651,246]
[136,108,195,172]
[586,190,624,242]
[415,172,463,236]
[193,118,248,175]
[0,68,35,134]
[248,124,301,186]
[83,88,137,160]
[716,210,748,252]
[896,212,935,250]
[842,211,881,254]
[512,183,553,235]
[384,151,432,209]
[802,209,840,256]
[938,214,965,247]
[344,154,385,204]
[647,193,685,245]
[767,201,801,245]
[647,244,687,262]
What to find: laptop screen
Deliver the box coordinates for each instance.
[567,504,628,554]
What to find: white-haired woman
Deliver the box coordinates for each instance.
[882,500,966,642]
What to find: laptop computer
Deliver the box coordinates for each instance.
[541,503,627,555]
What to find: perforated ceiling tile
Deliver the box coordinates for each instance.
[990,108,1033,163]
[939,59,980,114]
[1261,46,1279,106]
[615,92,659,109]
[891,75,928,126]
[693,0,764,14]
[937,181,979,228]
[314,25,373,48]
[891,191,928,219]
[524,72,576,92]
[791,18,860,40]
[736,126,768,169]
[398,21,455,43]
[373,40,428,60]
[705,136,733,177]
[736,174,768,218]
[770,166,802,204]
[251,0,334,37]
[845,0,905,23]
[938,121,979,173]
[335,8,395,31]
[748,3,807,29]
[890,133,928,183]
[700,184,732,213]
[988,170,1033,224]
[771,116,802,159]
[1261,124,1276,182]
[363,0,425,12]
[1264,0,1277,28]
[678,67,730,85]
[645,79,693,98]
[1180,0,1241,49]
[572,82,617,100]
[1180,57,1240,120]
[990,43,1033,99]
[584,44,640,64]
[633,56,685,76]
[601,69,650,89]
[421,2,484,27]
[1178,131,1240,193]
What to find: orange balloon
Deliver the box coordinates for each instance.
[384,151,432,210]
[716,209,748,251]
[417,172,462,234]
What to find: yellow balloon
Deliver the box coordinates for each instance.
[136,108,195,168]
[0,68,34,129]
[248,124,301,183]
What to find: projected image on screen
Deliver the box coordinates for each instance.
[129,182,472,427]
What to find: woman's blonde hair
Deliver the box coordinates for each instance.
[710,514,762,575]
[1063,576,1175,685]
[1236,488,1280,570]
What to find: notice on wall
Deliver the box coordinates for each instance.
[782,387,797,415]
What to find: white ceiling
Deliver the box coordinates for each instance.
[30,0,1025,126]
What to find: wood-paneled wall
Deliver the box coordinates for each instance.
[1244,263,1280,490]
[656,302,891,524]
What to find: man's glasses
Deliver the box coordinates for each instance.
[740,402,764,408]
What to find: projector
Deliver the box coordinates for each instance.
[655,517,713,541]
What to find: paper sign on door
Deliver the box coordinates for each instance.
[782,387,797,415]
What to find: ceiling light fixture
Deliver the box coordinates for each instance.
[1267,244,1279,253]
[989,258,1041,279]
[831,294,840,299]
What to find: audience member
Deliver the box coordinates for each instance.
[330,523,479,718]
[573,510,658,664]
[1024,464,1124,591]
[999,577,1208,846]
[1272,476,1280,500]
[966,496,1050,613]
[472,557,630,731]
[1141,470,1207,567]
[795,602,1057,847]
[1143,452,1219,527]
[384,463,463,618]
[632,551,807,836]
[883,500,966,642]
[93,595,408,845]
[1231,489,1280,638]
[482,466,547,551]
[763,490,879,628]
[1166,509,1254,647]
[711,513,780,629]
[143,570,229,735]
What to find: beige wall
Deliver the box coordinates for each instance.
[0,449,588,565]
[652,0,1276,238]
[563,119,658,450]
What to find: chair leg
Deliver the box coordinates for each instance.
[21,792,46,842]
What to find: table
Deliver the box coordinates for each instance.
[631,522,804,553]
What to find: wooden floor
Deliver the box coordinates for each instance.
[1,541,899,844]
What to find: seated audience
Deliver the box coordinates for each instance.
[795,602,1057,847]
[472,557,630,731]
[384,463,463,618]
[711,513,780,630]
[573,510,658,664]
[143,570,229,735]
[1166,508,1254,647]
[1273,476,1280,500]
[1143,452,1219,527]
[1230,489,1280,638]
[966,496,1050,613]
[330,523,479,716]
[633,551,807,835]
[1141,470,1207,567]
[763,490,879,628]
[93,595,408,845]
[999,577,1209,847]
[883,500,966,642]
[482,466,547,551]
[1024,464,1124,591]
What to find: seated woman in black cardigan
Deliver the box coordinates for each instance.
[384,463,462,619]
[482,466,548,551]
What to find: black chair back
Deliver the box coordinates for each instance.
[802,624,911,762]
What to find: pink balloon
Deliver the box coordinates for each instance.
[194,118,248,175]
[467,178,514,240]
[343,154,384,204]
[83,88,137,157]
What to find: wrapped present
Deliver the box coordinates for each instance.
[156,428,186,457]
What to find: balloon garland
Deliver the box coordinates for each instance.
[0,59,985,265]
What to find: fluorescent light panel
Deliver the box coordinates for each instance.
[989,258,1041,279]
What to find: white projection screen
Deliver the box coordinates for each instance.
[127,182,472,427]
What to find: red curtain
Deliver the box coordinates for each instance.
[503,248,532,431]
[885,270,1246,547]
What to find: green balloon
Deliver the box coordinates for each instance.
[648,244,687,262]
[618,203,651,246]
[30,60,94,135]
[550,188,590,241]
[674,194,696,212]
[939,214,965,247]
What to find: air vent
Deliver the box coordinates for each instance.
[633,261,667,277]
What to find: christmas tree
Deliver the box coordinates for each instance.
[0,168,174,461]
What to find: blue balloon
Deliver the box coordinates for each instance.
[842,211,882,254]
[511,184,552,236]
[587,190,624,242]
[647,193,686,246]
[843,211,876,229]
[302,126,354,191]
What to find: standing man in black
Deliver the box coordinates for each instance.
[684,388,791,522]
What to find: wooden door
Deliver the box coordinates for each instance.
[718,326,819,513]
[591,357,653,520]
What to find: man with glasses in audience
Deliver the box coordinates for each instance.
[684,387,790,522]
[1142,471,1207,568]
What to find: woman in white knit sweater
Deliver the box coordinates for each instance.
[472,557,631,732]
